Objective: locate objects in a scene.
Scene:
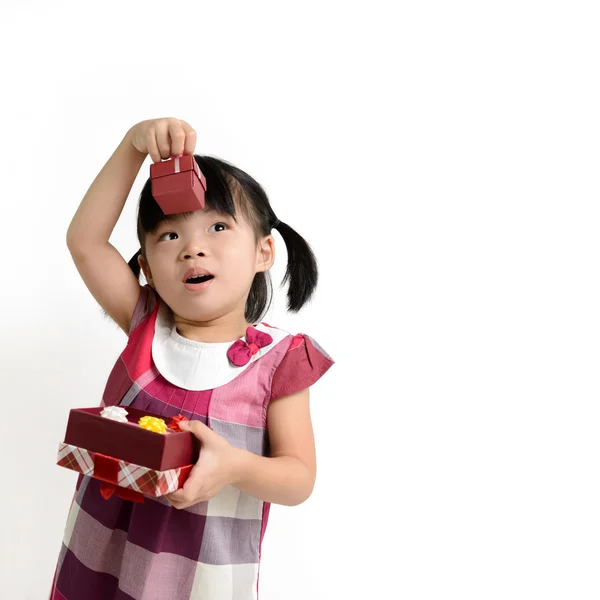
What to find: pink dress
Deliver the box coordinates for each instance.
[51,284,334,600]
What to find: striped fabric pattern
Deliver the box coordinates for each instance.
[51,285,334,600]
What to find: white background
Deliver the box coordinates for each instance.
[1,1,599,599]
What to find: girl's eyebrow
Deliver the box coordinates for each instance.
[205,209,238,223]
[205,208,234,218]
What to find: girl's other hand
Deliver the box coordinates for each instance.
[128,117,197,163]
[165,419,244,510]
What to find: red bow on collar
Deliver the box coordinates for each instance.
[227,327,273,366]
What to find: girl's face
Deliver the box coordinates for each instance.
[138,207,275,324]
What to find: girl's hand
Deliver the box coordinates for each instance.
[128,117,197,164]
[165,420,244,510]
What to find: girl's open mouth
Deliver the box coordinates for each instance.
[184,275,214,291]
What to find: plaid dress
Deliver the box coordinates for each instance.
[51,284,334,600]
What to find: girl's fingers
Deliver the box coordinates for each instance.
[154,119,172,160]
[145,126,161,163]
[180,120,197,155]
[167,489,185,503]
[168,121,187,157]
[142,117,196,163]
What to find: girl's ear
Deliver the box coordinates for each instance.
[257,234,275,273]
[138,254,154,287]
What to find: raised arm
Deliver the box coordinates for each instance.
[66,118,196,334]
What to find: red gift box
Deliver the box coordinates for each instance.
[150,154,207,215]
[57,443,194,501]
[57,406,200,502]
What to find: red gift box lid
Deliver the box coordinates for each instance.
[63,406,200,471]
[150,155,206,190]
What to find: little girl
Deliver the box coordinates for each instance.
[51,117,334,600]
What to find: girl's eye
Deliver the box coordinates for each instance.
[158,232,178,241]
[209,223,228,233]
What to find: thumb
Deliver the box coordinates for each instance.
[179,418,213,439]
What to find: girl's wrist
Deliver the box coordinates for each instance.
[229,447,250,485]
[123,126,148,159]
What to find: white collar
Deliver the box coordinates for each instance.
[151,300,290,391]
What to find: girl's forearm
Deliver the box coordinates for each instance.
[66,128,147,248]
[232,450,315,506]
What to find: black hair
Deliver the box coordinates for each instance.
[127,154,318,323]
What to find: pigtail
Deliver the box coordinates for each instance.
[275,220,318,312]
[127,248,142,281]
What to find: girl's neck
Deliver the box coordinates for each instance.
[172,314,255,344]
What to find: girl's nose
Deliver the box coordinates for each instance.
[180,241,206,260]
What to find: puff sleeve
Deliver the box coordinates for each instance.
[128,284,158,336]
[270,333,335,401]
